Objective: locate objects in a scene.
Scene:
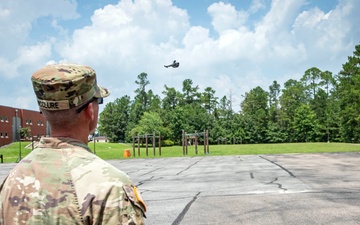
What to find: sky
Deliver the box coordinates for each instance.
[0,0,359,113]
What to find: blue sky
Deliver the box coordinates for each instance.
[0,0,359,112]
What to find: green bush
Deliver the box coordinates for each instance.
[161,139,174,146]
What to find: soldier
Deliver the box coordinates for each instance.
[0,64,146,224]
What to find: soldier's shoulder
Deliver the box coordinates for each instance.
[70,156,132,185]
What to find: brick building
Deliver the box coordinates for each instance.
[0,105,49,147]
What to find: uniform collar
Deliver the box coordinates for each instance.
[38,137,93,153]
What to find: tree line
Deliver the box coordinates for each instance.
[98,43,360,144]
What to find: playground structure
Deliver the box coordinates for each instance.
[132,132,161,157]
[130,130,209,157]
[182,130,209,155]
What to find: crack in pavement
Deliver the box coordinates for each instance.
[176,158,203,175]
[260,156,296,178]
[267,177,287,191]
[172,192,201,225]
[136,176,162,187]
[141,168,162,176]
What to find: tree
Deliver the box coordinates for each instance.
[279,79,307,142]
[147,90,161,113]
[240,86,269,143]
[292,104,318,142]
[337,44,360,142]
[218,96,232,118]
[181,79,200,105]
[268,82,280,126]
[312,88,328,141]
[231,113,246,144]
[19,127,31,139]
[162,85,181,110]
[269,81,281,109]
[132,112,171,138]
[319,70,337,142]
[98,96,131,142]
[266,121,287,143]
[325,74,341,142]
[129,72,152,131]
[202,87,218,114]
[212,96,233,143]
[134,72,150,111]
[267,81,285,143]
[301,67,322,100]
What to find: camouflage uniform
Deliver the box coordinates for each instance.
[0,137,146,224]
[0,64,146,224]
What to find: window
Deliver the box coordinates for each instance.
[0,116,3,122]
[5,133,8,138]
[5,116,8,122]
[0,132,3,138]
[29,119,32,125]
[26,119,28,124]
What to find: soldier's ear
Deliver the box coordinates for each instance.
[83,102,95,121]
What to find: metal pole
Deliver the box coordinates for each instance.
[146,134,148,156]
[137,134,140,157]
[204,130,206,154]
[15,109,21,163]
[195,130,198,154]
[31,135,34,150]
[185,132,188,155]
[132,133,135,157]
[159,132,161,156]
[206,130,209,154]
[153,131,156,156]
[182,130,185,155]
[19,140,21,160]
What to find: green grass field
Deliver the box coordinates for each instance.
[1,141,360,163]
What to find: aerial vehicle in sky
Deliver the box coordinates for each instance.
[164,60,180,68]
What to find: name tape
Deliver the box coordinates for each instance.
[37,99,70,110]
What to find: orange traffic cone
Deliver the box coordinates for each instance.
[123,149,131,158]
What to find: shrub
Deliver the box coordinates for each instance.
[161,139,174,146]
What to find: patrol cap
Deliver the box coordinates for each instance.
[31,63,110,111]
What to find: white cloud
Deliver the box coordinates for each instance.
[0,58,17,79]
[60,0,189,68]
[16,43,52,66]
[291,0,360,69]
[0,0,79,77]
[0,0,78,57]
[208,2,248,33]
[51,19,69,37]
[0,42,52,78]
[15,95,35,111]
[182,26,210,48]
[249,0,266,13]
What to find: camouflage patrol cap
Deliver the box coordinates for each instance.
[31,64,110,110]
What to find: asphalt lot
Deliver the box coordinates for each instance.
[1,152,360,224]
